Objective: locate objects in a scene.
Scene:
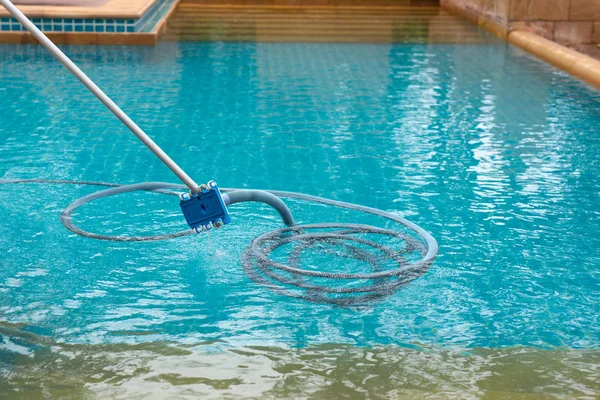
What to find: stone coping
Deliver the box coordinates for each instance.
[441,2,599,89]
[0,0,178,44]
[0,0,157,19]
[509,30,600,90]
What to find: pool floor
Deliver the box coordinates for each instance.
[0,19,599,398]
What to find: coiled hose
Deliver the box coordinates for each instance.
[0,179,438,305]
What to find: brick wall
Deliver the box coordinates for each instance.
[440,0,600,59]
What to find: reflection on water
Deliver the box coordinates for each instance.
[0,40,599,348]
[1,25,600,397]
[1,322,600,399]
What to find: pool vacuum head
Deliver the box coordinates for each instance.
[179,180,231,233]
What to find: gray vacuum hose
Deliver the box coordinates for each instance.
[0,179,438,305]
[223,190,295,227]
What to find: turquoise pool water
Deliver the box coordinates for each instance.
[1,38,600,397]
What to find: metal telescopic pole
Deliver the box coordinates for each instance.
[0,0,200,193]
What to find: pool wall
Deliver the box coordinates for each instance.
[508,30,600,89]
[441,0,600,90]
[441,0,600,59]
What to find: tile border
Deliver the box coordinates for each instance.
[0,0,178,44]
[0,16,137,32]
[0,0,175,33]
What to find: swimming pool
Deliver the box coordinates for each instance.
[1,31,600,397]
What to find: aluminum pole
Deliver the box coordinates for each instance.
[0,0,200,193]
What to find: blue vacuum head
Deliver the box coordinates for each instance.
[179,180,231,233]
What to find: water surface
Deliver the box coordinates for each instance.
[0,30,599,398]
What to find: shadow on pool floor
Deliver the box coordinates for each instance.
[1,321,599,399]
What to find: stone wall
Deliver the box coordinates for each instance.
[440,0,600,59]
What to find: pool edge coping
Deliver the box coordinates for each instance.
[0,0,178,45]
[441,2,600,90]
[508,30,600,90]
[0,0,157,19]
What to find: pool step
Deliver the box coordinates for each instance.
[165,5,486,43]
[180,0,438,5]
